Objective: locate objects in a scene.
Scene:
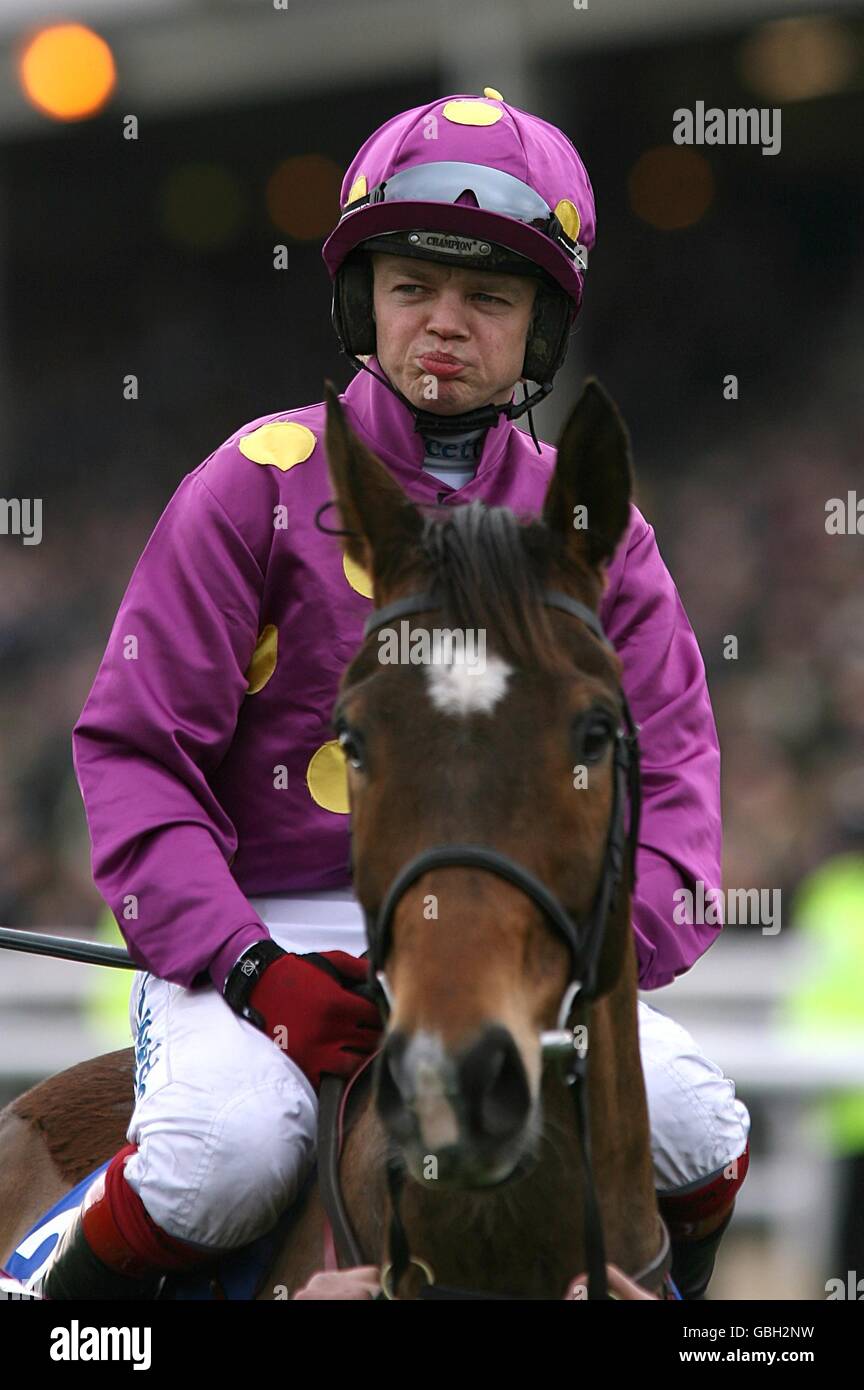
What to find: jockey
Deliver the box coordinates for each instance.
[40,90,749,1300]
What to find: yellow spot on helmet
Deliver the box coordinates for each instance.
[245,624,278,694]
[442,100,503,127]
[346,174,367,206]
[307,740,350,814]
[343,552,373,598]
[238,422,316,471]
[554,199,581,242]
[483,87,504,101]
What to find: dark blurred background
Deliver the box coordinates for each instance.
[1,9,862,929]
[0,1,862,1297]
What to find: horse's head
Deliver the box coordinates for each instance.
[324,378,634,1188]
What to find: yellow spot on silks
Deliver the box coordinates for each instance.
[554,199,582,242]
[442,100,503,127]
[483,87,504,101]
[343,552,373,598]
[245,624,278,694]
[307,741,350,814]
[238,422,316,471]
[346,174,367,206]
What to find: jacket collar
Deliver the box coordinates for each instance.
[342,355,516,500]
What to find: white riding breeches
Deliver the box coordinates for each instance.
[123,889,751,1248]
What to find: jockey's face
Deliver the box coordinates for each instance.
[370,253,537,416]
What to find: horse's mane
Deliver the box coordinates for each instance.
[416,499,574,673]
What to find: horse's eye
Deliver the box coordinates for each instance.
[337,726,364,770]
[580,713,615,764]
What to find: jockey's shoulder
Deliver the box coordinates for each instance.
[183,397,330,548]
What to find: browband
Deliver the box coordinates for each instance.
[363,587,608,647]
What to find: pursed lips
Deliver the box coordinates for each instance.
[417,353,469,378]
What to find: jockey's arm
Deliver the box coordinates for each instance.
[72,463,273,990]
[602,507,723,990]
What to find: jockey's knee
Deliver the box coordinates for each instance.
[124,1070,317,1248]
[638,1001,751,1193]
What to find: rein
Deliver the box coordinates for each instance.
[322,583,670,1299]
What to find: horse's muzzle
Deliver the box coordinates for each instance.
[375,1024,535,1186]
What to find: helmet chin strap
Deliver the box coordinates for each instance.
[345,351,550,453]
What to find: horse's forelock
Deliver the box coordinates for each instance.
[417,501,570,672]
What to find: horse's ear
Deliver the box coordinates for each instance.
[541,377,633,570]
[323,380,425,584]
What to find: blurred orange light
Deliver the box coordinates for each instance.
[266,155,343,240]
[739,17,856,103]
[18,23,116,122]
[627,146,715,231]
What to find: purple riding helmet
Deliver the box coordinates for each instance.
[321,89,596,444]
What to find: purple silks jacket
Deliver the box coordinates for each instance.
[72,358,722,994]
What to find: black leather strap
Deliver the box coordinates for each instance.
[366,843,588,979]
[362,586,609,649]
[318,1075,366,1268]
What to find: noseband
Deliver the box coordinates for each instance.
[349,586,669,1300]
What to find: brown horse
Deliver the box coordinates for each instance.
[0,377,665,1299]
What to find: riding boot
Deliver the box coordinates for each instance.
[667,1204,735,1300]
[35,1143,215,1300]
[658,1141,750,1301]
[38,1203,162,1301]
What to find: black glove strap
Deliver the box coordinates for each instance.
[222,937,287,1031]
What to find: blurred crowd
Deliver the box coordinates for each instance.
[642,260,864,918]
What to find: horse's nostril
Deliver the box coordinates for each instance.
[459,1026,532,1142]
[375,1031,418,1143]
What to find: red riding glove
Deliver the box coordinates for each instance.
[223,941,383,1093]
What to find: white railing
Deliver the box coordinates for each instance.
[0,944,131,1095]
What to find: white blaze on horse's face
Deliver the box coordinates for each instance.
[425,653,512,717]
[403,1032,460,1153]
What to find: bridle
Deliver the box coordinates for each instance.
[360,584,641,1007]
[361,586,642,1010]
[348,584,672,1299]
